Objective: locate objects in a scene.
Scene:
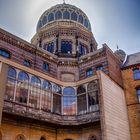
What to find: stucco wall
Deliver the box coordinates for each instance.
[98,71,130,140]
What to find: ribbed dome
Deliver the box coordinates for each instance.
[114,49,126,62]
[37,3,92,32]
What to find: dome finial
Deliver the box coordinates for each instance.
[117,44,119,50]
[63,0,66,4]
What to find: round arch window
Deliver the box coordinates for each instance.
[48,13,54,22]
[40,136,46,140]
[63,87,76,115]
[89,135,97,140]
[63,11,70,19]
[71,12,77,21]
[16,134,26,140]
[55,11,62,20]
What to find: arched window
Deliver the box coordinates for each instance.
[37,20,42,29]
[71,12,77,21]
[86,68,93,77]
[0,49,11,58]
[63,87,75,95]
[5,67,16,101]
[53,84,62,114]
[61,41,72,54]
[47,42,54,53]
[16,72,29,104]
[63,87,76,115]
[136,88,140,103]
[96,65,103,71]
[53,84,62,94]
[42,16,47,25]
[48,13,54,22]
[40,136,46,140]
[84,18,88,28]
[29,76,41,108]
[77,85,86,95]
[43,62,49,72]
[133,69,140,80]
[89,135,97,140]
[79,43,88,56]
[55,11,62,20]
[87,81,99,112]
[8,67,16,78]
[41,80,52,112]
[77,85,87,115]
[23,59,31,67]
[16,134,26,140]
[78,15,84,24]
[63,11,70,19]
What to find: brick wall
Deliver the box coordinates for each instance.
[122,66,140,140]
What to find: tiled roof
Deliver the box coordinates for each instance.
[123,52,140,68]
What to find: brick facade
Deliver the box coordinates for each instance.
[122,66,140,140]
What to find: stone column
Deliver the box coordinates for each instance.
[58,36,61,53]
[0,62,8,125]
[75,35,79,57]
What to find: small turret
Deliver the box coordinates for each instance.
[114,46,126,62]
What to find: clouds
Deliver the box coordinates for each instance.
[0,0,139,54]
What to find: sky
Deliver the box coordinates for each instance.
[0,0,140,55]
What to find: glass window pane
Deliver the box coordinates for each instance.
[137,89,140,103]
[18,72,29,81]
[63,87,75,95]
[5,78,15,101]
[78,15,83,24]
[41,85,51,112]
[16,72,29,104]
[47,42,54,53]
[79,43,87,56]
[29,76,41,108]
[71,12,77,21]
[42,16,47,25]
[63,96,76,115]
[23,60,31,67]
[42,80,51,90]
[96,65,103,71]
[31,76,41,86]
[86,68,93,77]
[77,86,86,95]
[84,18,88,28]
[53,84,61,94]
[77,94,87,115]
[61,41,72,54]
[0,49,10,58]
[43,63,49,72]
[55,11,62,20]
[134,69,140,80]
[63,11,70,19]
[48,13,54,22]
[87,81,99,112]
[53,94,61,114]
[8,67,16,78]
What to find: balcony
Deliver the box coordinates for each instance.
[3,100,100,126]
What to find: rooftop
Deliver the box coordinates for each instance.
[123,52,140,68]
